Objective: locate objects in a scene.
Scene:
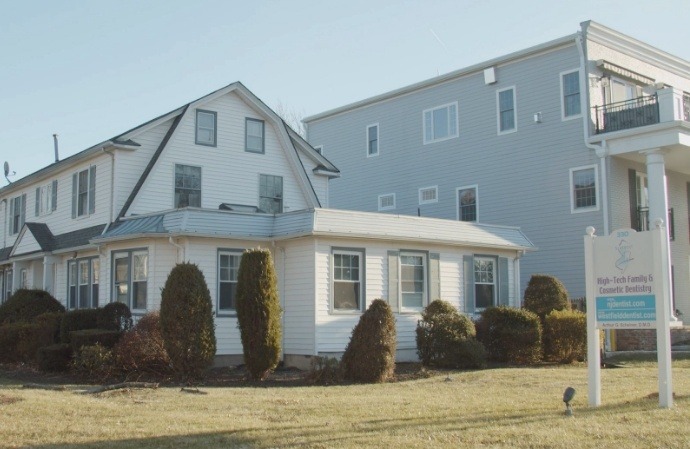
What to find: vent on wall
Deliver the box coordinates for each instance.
[484,67,497,85]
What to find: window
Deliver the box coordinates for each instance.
[19,268,27,289]
[423,102,458,144]
[9,194,25,235]
[218,251,241,314]
[378,193,396,211]
[457,186,478,222]
[497,87,516,133]
[195,110,217,146]
[112,250,148,311]
[174,164,201,208]
[259,174,283,213]
[72,166,96,218]
[67,257,99,309]
[332,249,364,311]
[561,70,581,119]
[474,256,496,310]
[35,180,57,217]
[4,269,12,301]
[570,165,598,213]
[419,186,438,205]
[400,252,427,310]
[366,124,379,157]
[245,118,265,153]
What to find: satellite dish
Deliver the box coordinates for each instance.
[3,161,8,177]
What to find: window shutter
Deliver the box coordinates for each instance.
[463,255,475,315]
[429,253,441,302]
[51,180,58,211]
[628,169,638,230]
[35,187,40,217]
[387,250,399,313]
[20,194,26,229]
[498,257,510,307]
[72,173,78,218]
[88,165,96,214]
[9,197,15,234]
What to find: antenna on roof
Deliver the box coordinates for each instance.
[4,161,15,184]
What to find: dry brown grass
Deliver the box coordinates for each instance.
[1,359,689,448]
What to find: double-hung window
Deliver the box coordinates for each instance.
[497,87,516,133]
[457,186,478,222]
[561,70,581,119]
[35,180,58,216]
[246,118,265,153]
[400,252,427,310]
[423,102,458,144]
[4,269,12,300]
[67,257,100,309]
[218,250,241,314]
[332,249,364,312]
[474,256,496,310]
[112,250,148,311]
[570,165,598,213]
[9,194,25,235]
[259,174,283,213]
[366,124,379,157]
[72,166,96,218]
[195,110,217,146]
[174,164,201,208]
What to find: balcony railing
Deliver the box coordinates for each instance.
[684,93,690,122]
[593,95,659,134]
[637,206,674,240]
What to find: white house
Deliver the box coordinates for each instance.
[0,82,533,367]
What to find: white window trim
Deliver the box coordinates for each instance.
[111,248,149,313]
[474,255,498,311]
[560,69,582,121]
[366,123,379,157]
[496,86,517,135]
[418,185,438,205]
[217,249,242,316]
[399,251,428,312]
[331,248,365,314]
[378,193,396,211]
[569,164,599,213]
[456,184,479,222]
[422,101,459,145]
[195,109,217,147]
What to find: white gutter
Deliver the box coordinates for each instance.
[577,29,609,236]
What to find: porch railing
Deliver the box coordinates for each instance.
[593,95,659,134]
[637,206,674,240]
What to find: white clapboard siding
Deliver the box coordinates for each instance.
[12,231,41,256]
[128,92,309,216]
[281,238,317,355]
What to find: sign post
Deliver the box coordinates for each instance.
[584,221,673,408]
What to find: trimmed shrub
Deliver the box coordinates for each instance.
[341,299,397,383]
[0,312,64,363]
[523,274,570,321]
[37,344,73,372]
[416,299,483,368]
[454,339,488,369]
[307,357,342,385]
[476,307,542,365]
[0,289,65,325]
[69,329,122,352]
[113,312,171,377]
[160,263,216,382]
[235,249,282,381]
[543,309,586,363]
[71,344,114,381]
[97,302,133,332]
[34,312,65,346]
[60,309,100,344]
[0,323,24,362]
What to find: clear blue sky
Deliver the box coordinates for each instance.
[2,0,689,182]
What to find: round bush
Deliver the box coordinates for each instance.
[60,309,100,344]
[523,274,569,321]
[476,307,542,365]
[97,302,133,332]
[543,309,586,363]
[416,299,482,368]
[113,312,171,377]
[0,289,65,325]
[341,299,397,383]
[236,249,282,381]
[160,262,216,382]
[71,343,113,381]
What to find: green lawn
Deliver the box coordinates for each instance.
[1,359,689,448]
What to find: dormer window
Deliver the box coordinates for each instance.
[195,110,217,147]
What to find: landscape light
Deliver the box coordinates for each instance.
[563,387,576,416]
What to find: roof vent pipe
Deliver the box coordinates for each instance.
[53,134,59,162]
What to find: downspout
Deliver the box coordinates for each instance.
[576,29,609,236]
[101,146,116,234]
[168,236,184,263]
[514,250,523,307]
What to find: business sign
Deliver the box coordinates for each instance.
[592,229,656,329]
